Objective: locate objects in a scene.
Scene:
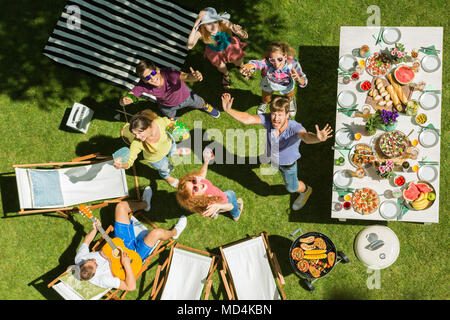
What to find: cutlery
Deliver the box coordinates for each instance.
[420,46,440,53]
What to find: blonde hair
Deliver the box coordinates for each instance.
[264,41,296,58]
[199,21,233,45]
[176,172,222,215]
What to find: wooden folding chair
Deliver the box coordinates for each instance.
[150,243,218,300]
[219,232,286,300]
[13,153,140,218]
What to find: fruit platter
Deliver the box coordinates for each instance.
[352,187,380,215]
[379,130,409,158]
[403,181,436,211]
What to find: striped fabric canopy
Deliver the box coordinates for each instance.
[43,0,197,95]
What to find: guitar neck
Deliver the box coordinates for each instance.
[90,217,117,251]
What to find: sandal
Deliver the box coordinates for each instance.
[222,73,231,90]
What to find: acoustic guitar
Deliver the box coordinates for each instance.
[78,204,142,280]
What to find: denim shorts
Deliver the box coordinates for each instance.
[278,161,299,193]
[158,90,204,118]
[114,220,153,260]
[223,190,240,219]
[148,132,177,179]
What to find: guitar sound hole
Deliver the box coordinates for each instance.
[113,247,123,258]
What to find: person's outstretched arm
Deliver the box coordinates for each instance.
[221,93,262,125]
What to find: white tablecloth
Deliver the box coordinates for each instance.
[331,26,442,224]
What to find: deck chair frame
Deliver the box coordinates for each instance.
[48,210,174,300]
[150,243,218,300]
[219,232,287,300]
[12,153,140,218]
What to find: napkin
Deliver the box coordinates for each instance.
[396,198,409,221]
[333,184,354,197]
[419,45,438,56]
[372,27,384,45]
[419,123,440,137]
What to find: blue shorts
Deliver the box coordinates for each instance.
[114,220,153,260]
[279,161,300,193]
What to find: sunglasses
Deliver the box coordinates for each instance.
[190,178,199,194]
[143,69,157,80]
[268,57,284,63]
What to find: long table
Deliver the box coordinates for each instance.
[331,26,443,224]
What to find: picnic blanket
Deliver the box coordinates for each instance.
[43,0,197,97]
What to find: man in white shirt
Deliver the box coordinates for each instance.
[75,187,187,290]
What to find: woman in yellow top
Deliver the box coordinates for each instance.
[114,109,190,187]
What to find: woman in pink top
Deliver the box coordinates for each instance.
[176,149,243,221]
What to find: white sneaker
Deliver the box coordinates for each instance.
[172,215,187,239]
[292,186,312,211]
[257,103,268,114]
[142,186,152,212]
[289,99,297,118]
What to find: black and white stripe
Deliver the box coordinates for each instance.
[43,0,197,94]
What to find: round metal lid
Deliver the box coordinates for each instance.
[354,225,400,269]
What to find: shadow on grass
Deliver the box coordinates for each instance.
[27,216,86,299]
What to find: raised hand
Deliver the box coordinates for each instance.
[315,123,333,142]
[189,67,203,82]
[239,63,255,79]
[221,93,234,112]
[290,69,305,85]
[231,24,248,39]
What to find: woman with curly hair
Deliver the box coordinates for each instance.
[176,149,243,220]
[240,41,308,117]
[187,7,248,89]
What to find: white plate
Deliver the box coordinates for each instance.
[419,129,439,148]
[382,28,401,44]
[335,128,354,147]
[337,90,357,108]
[421,55,441,73]
[417,165,438,182]
[419,92,439,110]
[339,54,357,72]
[333,170,353,188]
[379,200,400,220]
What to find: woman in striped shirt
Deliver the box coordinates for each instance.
[240,41,308,117]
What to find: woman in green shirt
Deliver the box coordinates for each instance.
[115,109,190,187]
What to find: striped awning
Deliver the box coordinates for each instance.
[43,0,197,93]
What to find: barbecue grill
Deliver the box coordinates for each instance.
[289,228,350,291]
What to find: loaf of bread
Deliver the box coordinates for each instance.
[386,85,400,106]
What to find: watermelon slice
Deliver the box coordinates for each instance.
[416,183,433,194]
[394,66,415,85]
[403,182,420,201]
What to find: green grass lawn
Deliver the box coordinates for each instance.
[0,0,448,300]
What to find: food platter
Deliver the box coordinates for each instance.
[403,181,436,211]
[379,200,400,220]
[365,53,392,77]
[419,91,440,110]
[339,54,357,72]
[333,170,353,188]
[417,164,438,182]
[419,129,439,148]
[349,143,378,168]
[379,130,409,158]
[382,28,401,44]
[421,55,441,73]
[335,128,354,147]
[352,187,380,215]
[337,90,357,108]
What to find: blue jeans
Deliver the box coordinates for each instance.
[279,161,299,193]
[158,90,204,118]
[147,133,177,179]
[223,190,240,219]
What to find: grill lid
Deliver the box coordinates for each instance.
[354,225,400,269]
